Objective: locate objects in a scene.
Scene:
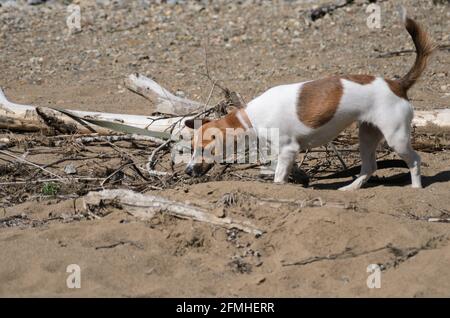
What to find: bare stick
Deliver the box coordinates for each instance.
[0,177,104,185]
[101,162,132,187]
[243,193,355,210]
[124,74,204,116]
[73,134,166,145]
[203,81,217,113]
[0,149,65,181]
[377,44,450,58]
[83,189,264,236]
[147,138,172,171]
[329,142,348,171]
[147,170,171,177]
[428,218,450,223]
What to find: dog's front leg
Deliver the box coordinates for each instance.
[274,142,300,183]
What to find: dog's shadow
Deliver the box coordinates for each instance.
[306,170,450,190]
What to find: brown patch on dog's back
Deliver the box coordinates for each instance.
[385,79,409,100]
[297,77,343,129]
[342,74,375,85]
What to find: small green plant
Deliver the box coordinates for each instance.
[41,182,59,196]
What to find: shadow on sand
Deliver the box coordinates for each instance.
[310,170,450,190]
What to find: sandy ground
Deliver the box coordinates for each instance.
[0,0,449,297]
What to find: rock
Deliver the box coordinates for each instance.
[175,90,186,98]
[64,164,77,175]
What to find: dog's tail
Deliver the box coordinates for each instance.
[396,7,436,93]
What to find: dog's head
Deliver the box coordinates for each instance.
[184,118,218,177]
[184,110,251,177]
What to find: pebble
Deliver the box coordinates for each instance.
[64,164,77,175]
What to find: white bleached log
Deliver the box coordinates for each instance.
[124,73,204,115]
[413,109,450,129]
[83,189,264,236]
[0,87,189,136]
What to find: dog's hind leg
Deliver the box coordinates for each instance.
[373,101,422,189]
[339,122,383,191]
[383,124,422,189]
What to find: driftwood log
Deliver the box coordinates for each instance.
[83,189,264,236]
[412,109,450,129]
[0,87,190,138]
[124,73,204,115]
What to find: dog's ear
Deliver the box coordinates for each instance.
[185,118,211,129]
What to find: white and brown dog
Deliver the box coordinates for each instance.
[185,10,435,191]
